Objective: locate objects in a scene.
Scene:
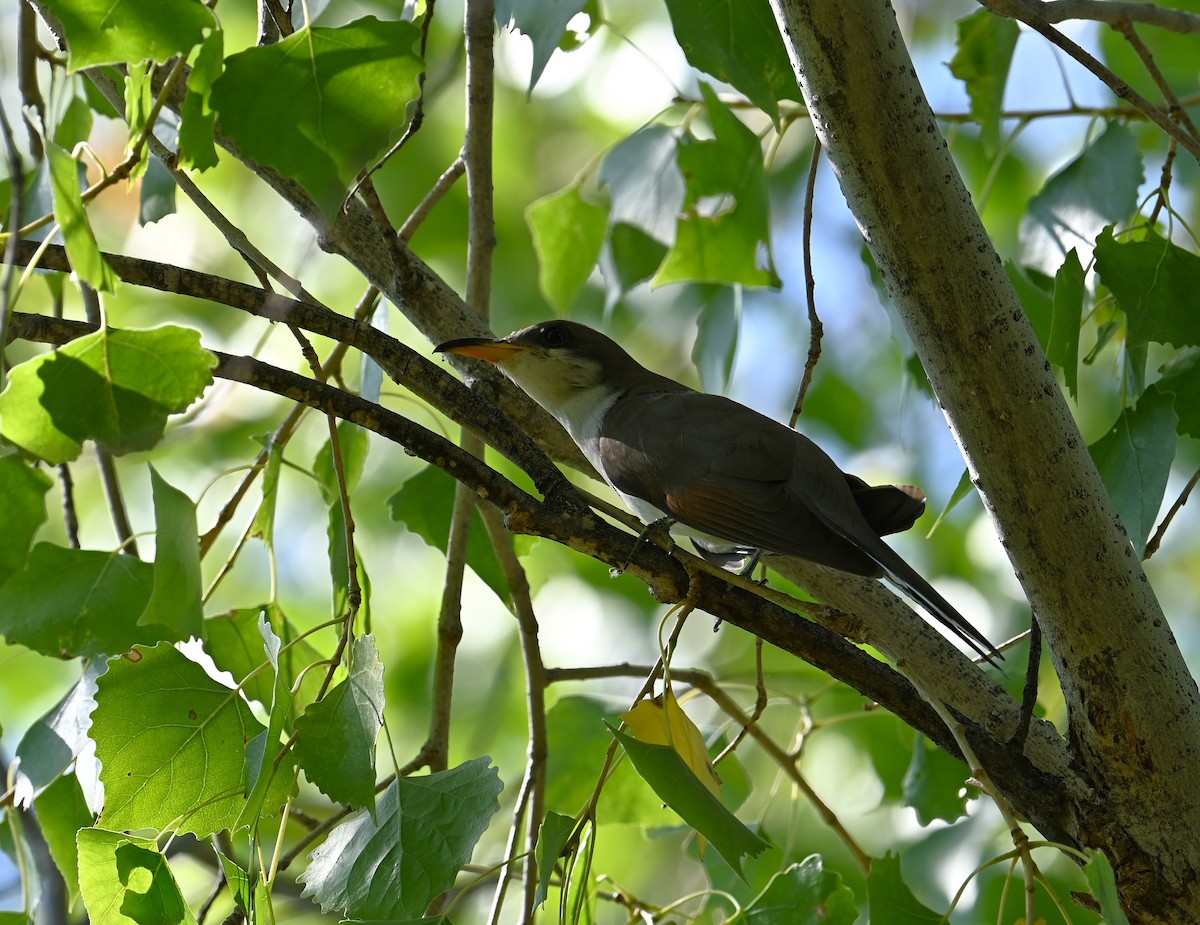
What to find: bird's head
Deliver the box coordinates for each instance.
[436,320,644,418]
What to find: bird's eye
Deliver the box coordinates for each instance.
[542,326,568,347]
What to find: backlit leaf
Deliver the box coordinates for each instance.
[0,325,215,464]
[209,17,423,218]
[41,0,214,71]
[299,758,503,920]
[664,0,798,124]
[949,9,1019,154]
[528,185,609,311]
[92,644,292,837]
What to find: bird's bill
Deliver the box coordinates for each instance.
[434,337,530,363]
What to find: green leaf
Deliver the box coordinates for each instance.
[693,286,740,394]
[249,439,286,545]
[1095,226,1200,348]
[314,421,371,615]
[34,773,94,908]
[1019,122,1142,274]
[0,544,158,657]
[209,17,424,218]
[949,9,1019,154]
[0,455,52,585]
[1089,387,1177,555]
[93,643,293,837]
[41,0,214,71]
[1051,249,1085,399]
[1157,348,1200,439]
[137,467,202,640]
[925,468,975,538]
[0,325,215,464]
[203,604,324,715]
[138,155,176,225]
[14,662,102,805]
[1006,260,1053,348]
[599,125,685,245]
[544,696,663,823]
[235,618,298,832]
[901,734,971,825]
[52,94,95,150]
[388,466,516,606]
[600,223,668,310]
[177,29,223,171]
[77,828,197,925]
[314,421,371,502]
[742,856,857,924]
[298,757,504,920]
[527,185,609,311]
[46,140,118,292]
[496,0,588,92]
[867,854,942,923]
[655,85,779,289]
[294,635,385,815]
[663,0,798,125]
[534,811,576,909]
[608,723,770,879]
[1085,851,1130,925]
[217,851,251,914]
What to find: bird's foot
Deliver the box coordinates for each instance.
[610,517,676,576]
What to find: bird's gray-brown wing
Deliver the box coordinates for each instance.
[599,390,882,575]
[600,389,1001,664]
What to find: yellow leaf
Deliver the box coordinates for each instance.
[621,690,722,798]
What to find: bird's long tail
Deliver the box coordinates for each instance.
[875,549,1004,667]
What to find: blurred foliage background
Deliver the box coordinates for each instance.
[2,0,1199,921]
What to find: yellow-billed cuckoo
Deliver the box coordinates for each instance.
[436,320,1000,666]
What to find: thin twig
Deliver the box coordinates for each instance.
[789,138,824,428]
[0,97,24,385]
[1144,465,1200,559]
[1115,19,1200,144]
[981,0,1200,164]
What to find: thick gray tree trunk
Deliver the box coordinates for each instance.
[768,1,1200,920]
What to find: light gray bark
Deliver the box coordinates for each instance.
[768,0,1200,919]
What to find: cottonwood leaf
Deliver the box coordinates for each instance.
[663,0,798,125]
[294,635,385,815]
[0,456,52,585]
[42,0,214,72]
[93,643,293,837]
[0,545,157,658]
[949,9,1019,154]
[742,856,857,924]
[388,466,523,605]
[608,723,769,879]
[209,17,423,218]
[34,774,94,908]
[203,604,324,714]
[46,140,117,292]
[177,29,223,171]
[902,734,972,825]
[14,662,103,806]
[137,467,202,640]
[655,85,779,289]
[496,0,588,92]
[299,758,503,920]
[867,853,943,923]
[600,125,685,245]
[528,185,609,310]
[1019,122,1142,274]
[1089,387,1177,555]
[1051,249,1085,399]
[77,828,196,925]
[534,811,575,909]
[1156,348,1200,439]
[1095,226,1200,349]
[0,326,215,464]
